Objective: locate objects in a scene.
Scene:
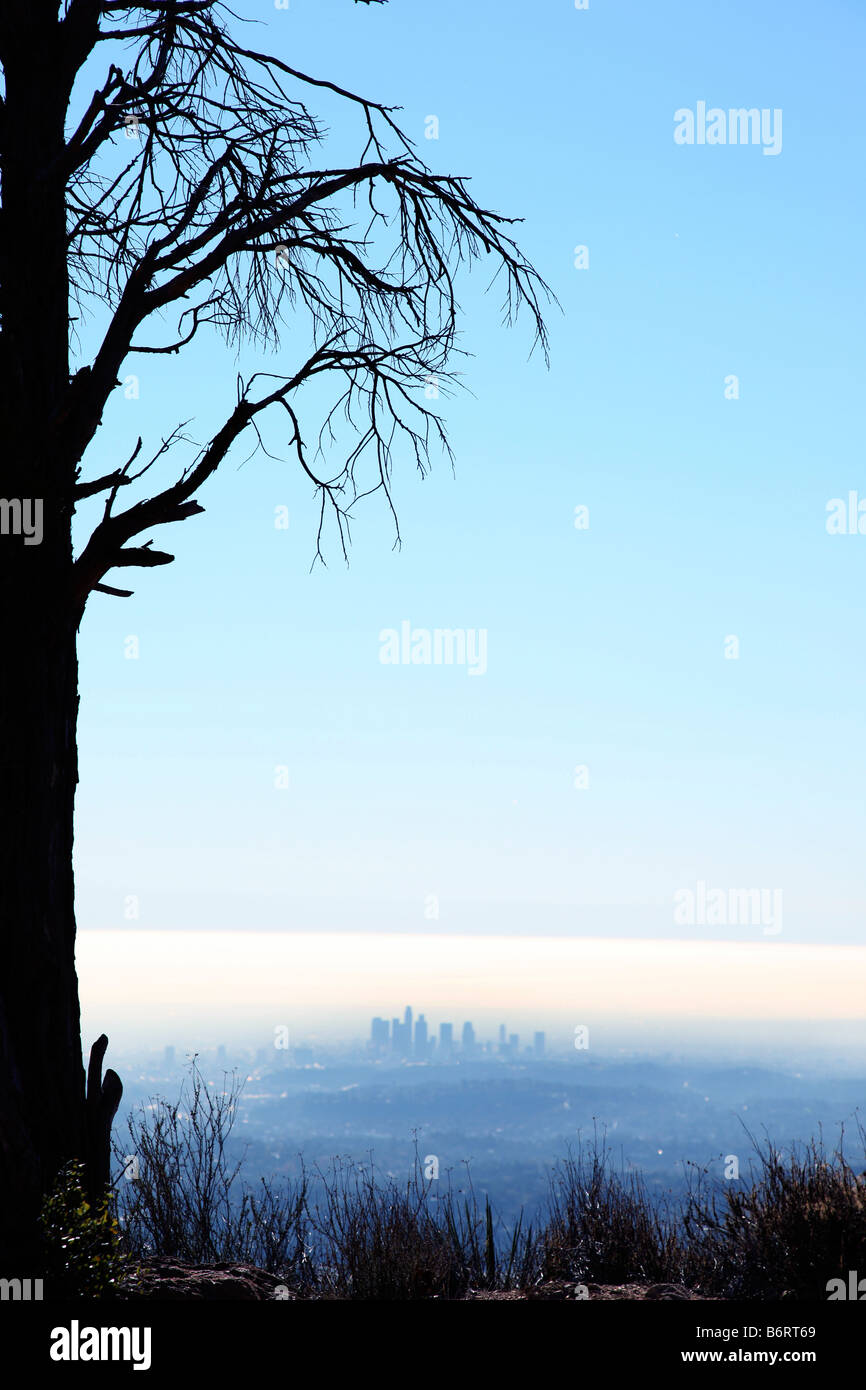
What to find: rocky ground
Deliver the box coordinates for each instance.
[118,1259,716,1301]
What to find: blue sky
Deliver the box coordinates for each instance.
[72,0,866,956]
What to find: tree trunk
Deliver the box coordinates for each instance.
[0,17,88,1267]
[0,605,86,1267]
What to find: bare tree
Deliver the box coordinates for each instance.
[0,0,548,1264]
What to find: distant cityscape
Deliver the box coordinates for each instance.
[370,1007,545,1061]
[155,1008,547,1073]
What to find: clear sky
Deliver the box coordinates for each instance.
[71,1,866,1035]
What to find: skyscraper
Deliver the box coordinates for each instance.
[439,1022,453,1058]
[462,1021,476,1057]
[415,1013,428,1059]
[533,1031,546,1058]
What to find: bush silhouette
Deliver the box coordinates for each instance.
[40,1161,129,1300]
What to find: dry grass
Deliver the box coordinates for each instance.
[110,1065,866,1301]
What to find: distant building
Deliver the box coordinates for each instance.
[439,1022,453,1059]
[370,1017,390,1051]
[415,1013,428,1059]
[390,1008,413,1057]
[533,1031,546,1058]
[508,1033,519,1059]
[462,1021,476,1057]
[498,1024,507,1054]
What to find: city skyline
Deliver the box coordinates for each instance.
[369,1006,545,1060]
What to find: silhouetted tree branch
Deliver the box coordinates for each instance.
[50,0,551,615]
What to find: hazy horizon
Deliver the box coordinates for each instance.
[77,929,866,1069]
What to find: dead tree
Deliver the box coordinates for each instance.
[0,0,549,1263]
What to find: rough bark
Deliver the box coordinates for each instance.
[0,11,88,1266]
[0,592,86,1265]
